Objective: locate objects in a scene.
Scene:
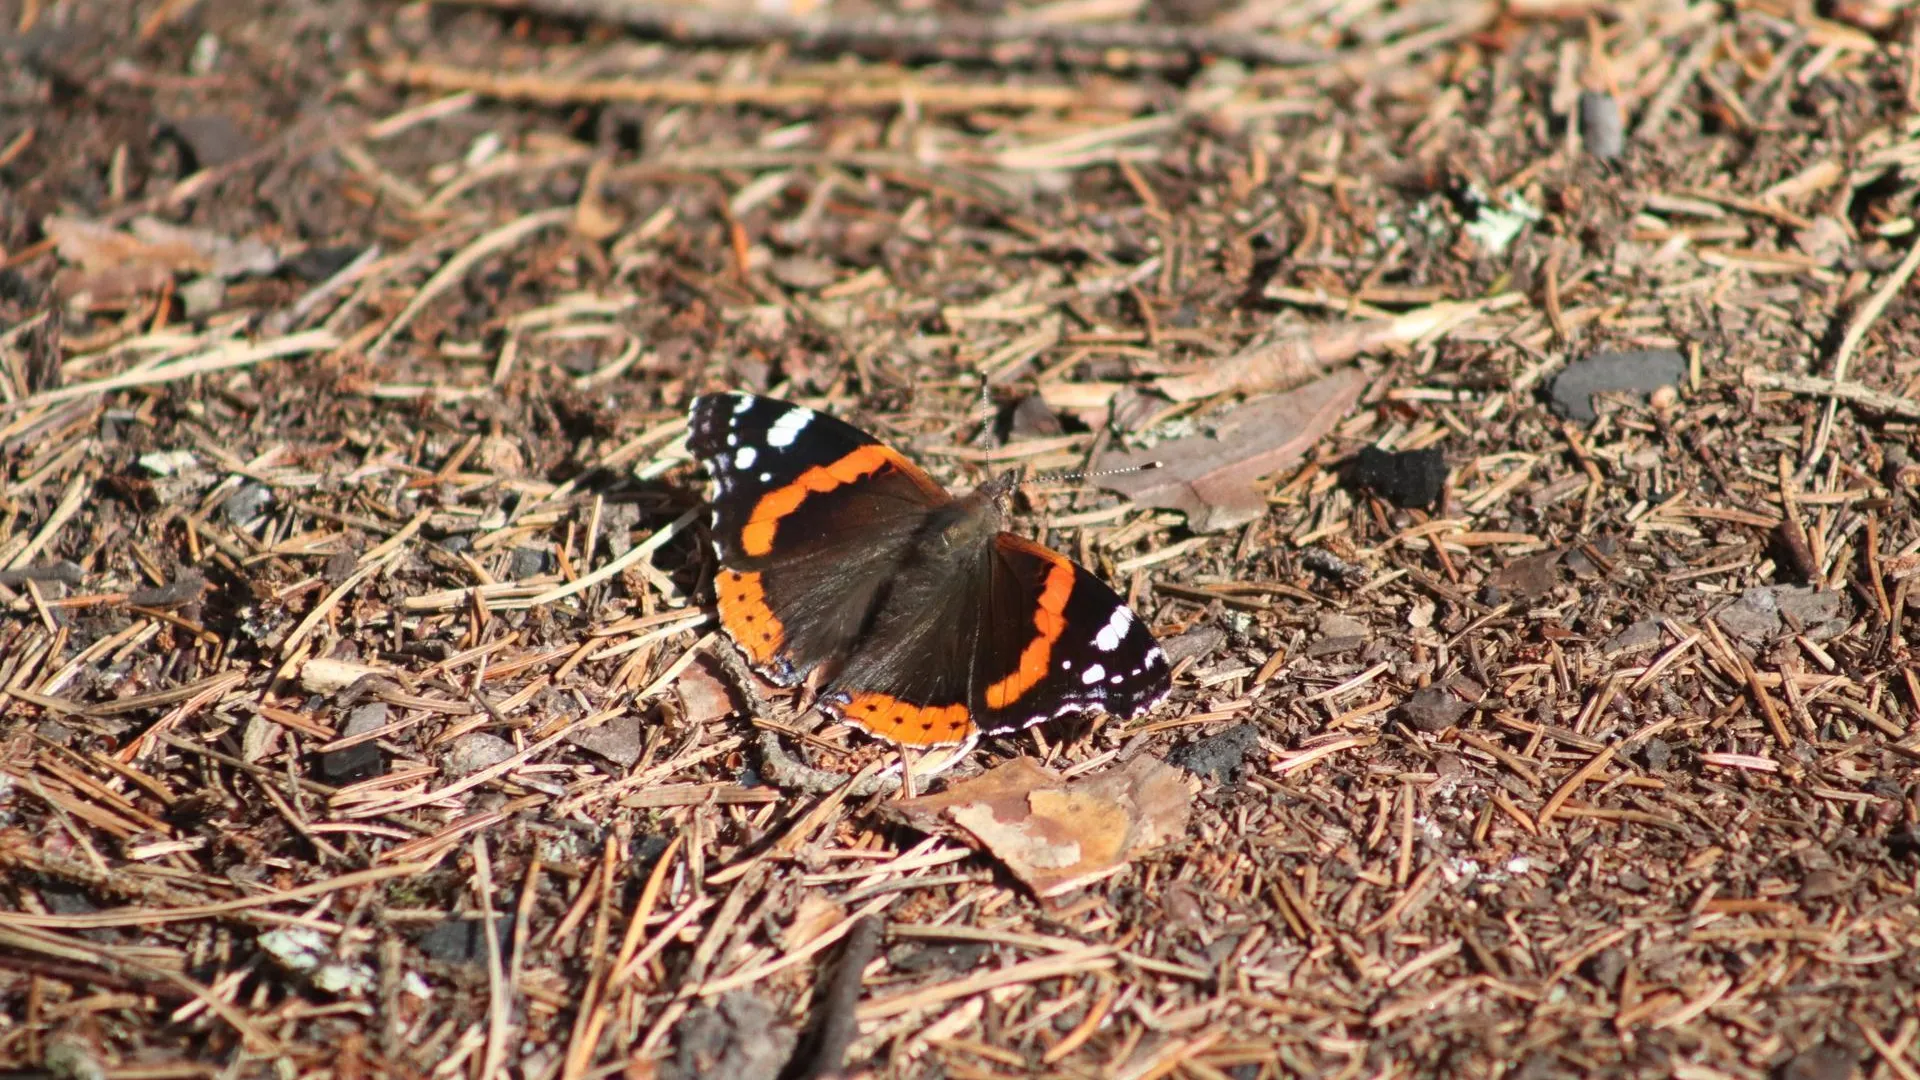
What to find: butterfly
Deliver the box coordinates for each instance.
[687,392,1170,748]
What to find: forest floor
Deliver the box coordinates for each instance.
[2,0,1919,1077]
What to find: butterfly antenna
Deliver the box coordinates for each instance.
[1025,459,1163,489]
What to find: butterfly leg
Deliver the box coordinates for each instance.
[706,636,789,724]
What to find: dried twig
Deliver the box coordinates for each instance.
[381,61,1156,115]
[1798,234,1920,477]
[434,0,1329,68]
[797,914,885,1080]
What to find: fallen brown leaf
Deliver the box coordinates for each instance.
[1095,367,1368,533]
[889,755,1194,899]
[46,215,209,275]
[675,656,740,726]
[45,215,280,307]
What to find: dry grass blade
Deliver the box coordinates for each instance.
[4,330,339,411]
[437,0,1330,67]
[857,946,1118,1021]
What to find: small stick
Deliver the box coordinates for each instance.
[798,915,886,1080]
[1743,369,1920,421]
[1801,235,1920,479]
[439,0,1329,69]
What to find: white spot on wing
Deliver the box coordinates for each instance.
[734,446,758,469]
[766,407,812,448]
[1081,663,1107,684]
[1094,606,1133,652]
[732,394,754,414]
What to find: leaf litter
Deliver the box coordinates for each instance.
[1,0,1919,1077]
[889,754,1196,900]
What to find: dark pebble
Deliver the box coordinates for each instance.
[1888,826,1920,862]
[318,702,389,785]
[160,113,255,172]
[415,915,512,965]
[662,993,794,1080]
[507,547,550,579]
[887,942,989,973]
[1400,686,1468,732]
[0,561,83,586]
[1349,445,1448,509]
[128,570,207,608]
[1008,394,1063,439]
[1584,946,1627,989]
[318,741,382,785]
[1776,1043,1859,1080]
[1795,869,1844,901]
[1168,724,1261,784]
[566,715,644,768]
[1162,624,1227,665]
[282,245,365,282]
[1636,737,1672,772]
[1489,550,1563,601]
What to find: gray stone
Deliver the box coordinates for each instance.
[1168,724,1260,784]
[1776,1043,1860,1080]
[445,733,515,777]
[1162,624,1227,665]
[1580,91,1624,161]
[162,113,255,170]
[318,701,389,785]
[1775,585,1843,627]
[1796,869,1845,901]
[507,547,549,579]
[566,715,644,768]
[222,482,273,526]
[415,915,510,965]
[1549,350,1686,421]
[1636,737,1672,772]
[1400,686,1468,732]
[1716,585,1844,644]
[1605,617,1664,655]
[662,993,795,1080]
[1585,946,1627,989]
[342,702,388,737]
[179,276,225,318]
[1318,612,1369,639]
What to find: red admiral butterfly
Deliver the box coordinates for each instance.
[688,393,1171,748]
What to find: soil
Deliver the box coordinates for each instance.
[2,1,1918,1078]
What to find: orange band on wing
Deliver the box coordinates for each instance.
[739,444,935,557]
[983,552,1076,710]
[836,691,972,747]
[715,569,785,666]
